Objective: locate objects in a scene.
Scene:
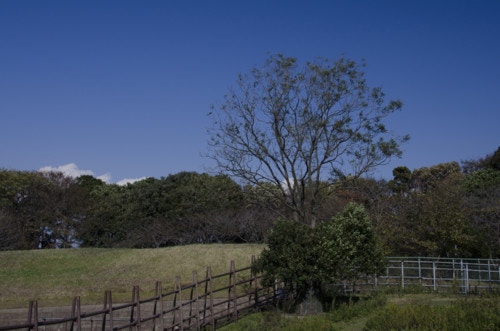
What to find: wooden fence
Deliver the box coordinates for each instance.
[0,258,285,331]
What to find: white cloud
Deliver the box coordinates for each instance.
[116,177,147,186]
[97,173,112,183]
[39,163,112,183]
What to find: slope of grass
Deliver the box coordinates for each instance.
[0,244,264,308]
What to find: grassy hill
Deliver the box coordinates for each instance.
[0,244,264,309]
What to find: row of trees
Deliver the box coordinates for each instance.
[0,148,498,256]
[1,54,498,260]
[0,171,277,250]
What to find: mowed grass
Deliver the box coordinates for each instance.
[0,244,264,309]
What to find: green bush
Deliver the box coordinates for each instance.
[253,203,385,306]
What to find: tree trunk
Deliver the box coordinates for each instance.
[296,288,323,315]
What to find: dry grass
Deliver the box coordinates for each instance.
[0,244,264,308]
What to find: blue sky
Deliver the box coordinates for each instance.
[1,1,499,184]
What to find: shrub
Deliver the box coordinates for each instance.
[253,203,385,307]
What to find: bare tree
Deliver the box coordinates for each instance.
[208,54,408,227]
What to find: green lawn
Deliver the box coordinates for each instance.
[0,244,264,308]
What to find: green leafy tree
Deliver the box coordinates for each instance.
[490,146,500,170]
[253,218,314,299]
[411,162,462,193]
[0,170,85,249]
[463,167,500,257]
[314,203,385,285]
[253,203,384,308]
[208,54,409,227]
[80,183,130,247]
[383,163,477,256]
[80,172,245,247]
[388,166,412,194]
[162,172,243,220]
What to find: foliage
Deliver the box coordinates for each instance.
[462,167,500,257]
[252,218,314,299]
[253,203,385,305]
[0,170,86,249]
[388,166,411,193]
[411,161,462,193]
[208,54,409,227]
[462,146,500,173]
[314,203,385,286]
[377,162,479,257]
[79,172,249,247]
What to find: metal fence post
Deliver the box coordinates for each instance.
[418,258,422,284]
[386,266,389,287]
[432,262,437,291]
[488,260,491,290]
[401,260,405,289]
[465,263,470,293]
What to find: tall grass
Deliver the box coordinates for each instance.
[0,244,264,308]
[220,293,386,331]
[364,295,500,330]
[220,292,500,331]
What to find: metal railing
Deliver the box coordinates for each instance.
[349,257,500,294]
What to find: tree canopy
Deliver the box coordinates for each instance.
[208,54,409,227]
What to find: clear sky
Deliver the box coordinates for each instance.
[1,1,499,184]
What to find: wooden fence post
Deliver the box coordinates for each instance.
[228,261,237,323]
[102,290,113,331]
[130,285,141,331]
[189,271,200,330]
[154,282,164,331]
[175,276,184,331]
[204,266,215,330]
[70,296,81,331]
[250,256,258,310]
[27,301,38,331]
